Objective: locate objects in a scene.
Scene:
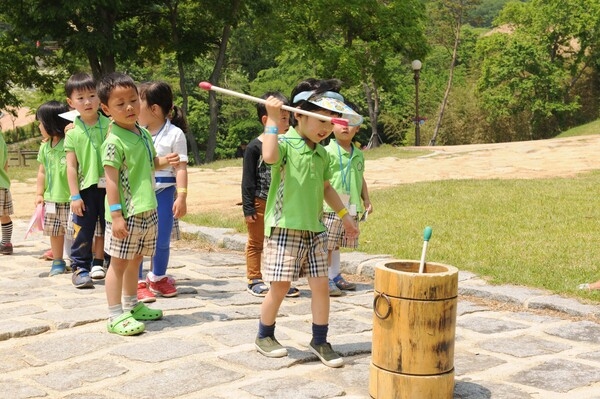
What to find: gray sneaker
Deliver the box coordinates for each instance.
[309,339,344,368]
[255,336,288,358]
[328,279,342,297]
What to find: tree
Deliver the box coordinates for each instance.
[476,0,600,139]
[428,0,480,146]
[0,23,53,110]
[254,0,428,148]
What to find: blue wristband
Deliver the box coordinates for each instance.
[264,126,278,135]
[70,194,82,201]
[109,204,122,212]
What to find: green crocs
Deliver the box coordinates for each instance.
[107,312,145,336]
[130,302,163,321]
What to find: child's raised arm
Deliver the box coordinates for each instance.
[262,96,284,164]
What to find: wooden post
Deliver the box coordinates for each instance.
[369,260,458,399]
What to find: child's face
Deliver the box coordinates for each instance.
[101,85,140,130]
[37,121,50,141]
[332,123,359,143]
[66,88,100,121]
[137,98,154,127]
[296,110,336,144]
[277,110,290,134]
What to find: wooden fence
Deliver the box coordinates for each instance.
[7,149,38,167]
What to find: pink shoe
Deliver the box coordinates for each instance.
[42,249,53,260]
[148,276,178,297]
[137,282,156,303]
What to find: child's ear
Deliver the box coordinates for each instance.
[100,103,110,116]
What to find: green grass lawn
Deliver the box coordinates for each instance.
[359,172,600,301]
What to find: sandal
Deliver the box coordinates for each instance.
[578,283,600,291]
[107,312,145,336]
[49,260,66,276]
[130,302,163,321]
[286,286,300,298]
[247,279,269,297]
[333,274,356,291]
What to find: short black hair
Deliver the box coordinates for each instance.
[97,72,138,105]
[65,72,96,98]
[35,100,70,138]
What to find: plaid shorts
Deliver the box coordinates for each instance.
[262,227,328,282]
[0,188,14,216]
[104,210,158,260]
[43,202,70,236]
[323,212,359,250]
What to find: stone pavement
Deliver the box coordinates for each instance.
[1,219,600,399]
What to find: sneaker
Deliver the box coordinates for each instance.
[309,339,344,368]
[137,282,156,303]
[0,243,13,255]
[286,286,300,298]
[90,265,106,279]
[328,279,342,297]
[42,249,53,260]
[333,274,356,291]
[148,276,178,297]
[49,260,66,276]
[255,336,288,358]
[72,268,94,289]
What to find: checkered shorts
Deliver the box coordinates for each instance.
[0,188,14,216]
[262,227,328,282]
[43,202,70,236]
[322,212,359,250]
[104,210,158,260]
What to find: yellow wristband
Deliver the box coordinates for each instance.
[337,208,349,219]
[177,188,188,194]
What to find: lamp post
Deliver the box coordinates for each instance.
[411,59,422,146]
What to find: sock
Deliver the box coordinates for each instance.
[1,221,13,245]
[312,323,329,345]
[328,249,340,280]
[258,321,276,339]
[108,304,123,321]
[147,271,158,282]
[123,295,138,312]
[92,258,104,267]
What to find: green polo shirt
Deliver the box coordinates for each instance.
[37,139,70,203]
[264,127,332,235]
[0,134,9,189]
[323,139,365,213]
[102,123,157,221]
[64,112,110,190]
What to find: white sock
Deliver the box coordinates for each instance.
[123,295,137,312]
[109,304,123,321]
[329,249,341,280]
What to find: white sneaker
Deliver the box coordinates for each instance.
[90,265,106,279]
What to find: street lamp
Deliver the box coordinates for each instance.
[411,59,422,146]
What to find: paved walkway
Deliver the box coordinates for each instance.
[1,219,599,399]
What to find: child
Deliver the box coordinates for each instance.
[64,72,110,288]
[0,130,13,255]
[34,100,72,276]
[241,91,299,298]
[255,78,361,368]
[98,72,179,336]
[136,81,189,302]
[323,101,372,296]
